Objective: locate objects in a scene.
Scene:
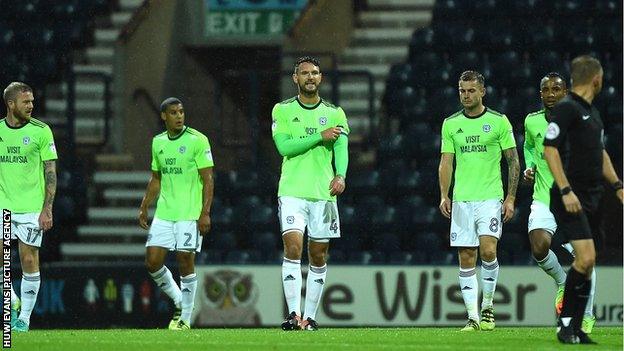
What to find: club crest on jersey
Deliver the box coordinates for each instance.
[319,117,327,125]
[22,136,30,145]
[451,232,457,241]
[179,146,186,154]
[482,124,491,133]
[286,216,295,224]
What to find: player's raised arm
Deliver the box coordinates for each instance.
[139,171,161,229]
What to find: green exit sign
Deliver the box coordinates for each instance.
[205,9,300,36]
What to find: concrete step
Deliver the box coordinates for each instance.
[60,81,107,100]
[78,225,146,238]
[85,47,115,65]
[367,0,435,10]
[351,28,413,46]
[61,243,144,258]
[338,63,392,80]
[339,99,381,116]
[88,207,153,221]
[341,46,408,65]
[103,188,145,202]
[358,11,432,28]
[95,154,136,171]
[74,64,113,76]
[93,171,151,185]
[94,29,120,47]
[111,12,133,28]
[319,81,386,99]
[119,0,145,11]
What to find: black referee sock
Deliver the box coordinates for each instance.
[560,267,590,332]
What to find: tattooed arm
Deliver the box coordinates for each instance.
[502,147,520,223]
[39,160,57,231]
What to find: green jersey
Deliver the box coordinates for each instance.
[523,109,554,205]
[151,126,214,221]
[272,97,349,201]
[0,118,58,213]
[440,108,516,201]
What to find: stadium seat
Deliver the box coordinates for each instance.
[348,251,386,265]
[373,232,401,253]
[450,51,481,75]
[408,27,434,56]
[197,249,223,264]
[348,170,380,195]
[328,249,347,263]
[210,231,238,251]
[387,251,415,265]
[429,250,454,265]
[256,231,279,250]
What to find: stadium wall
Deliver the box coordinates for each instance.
[22,265,622,328]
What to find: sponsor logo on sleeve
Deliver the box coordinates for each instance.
[205,149,213,162]
[49,142,56,153]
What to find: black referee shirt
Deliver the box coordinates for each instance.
[543,92,604,188]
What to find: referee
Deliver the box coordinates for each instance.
[543,55,623,344]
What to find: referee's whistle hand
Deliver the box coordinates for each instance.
[562,192,583,214]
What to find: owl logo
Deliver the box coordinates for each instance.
[482,124,491,133]
[319,117,327,125]
[194,270,261,326]
[23,136,30,145]
[450,232,457,241]
[179,146,186,154]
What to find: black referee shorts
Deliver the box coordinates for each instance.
[550,185,603,241]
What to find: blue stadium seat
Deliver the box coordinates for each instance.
[256,231,279,250]
[387,251,415,265]
[554,0,592,18]
[450,51,481,75]
[348,170,380,195]
[395,170,422,195]
[248,204,275,227]
[197,249,223,264]
[210,231,237,251]
[429,250,454,265]
[408,28,434,56]
[371,232,400,253]
[595,0,621,17]
[347,251,386,265]
[328,249,347,263]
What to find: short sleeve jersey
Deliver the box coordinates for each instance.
[151,126,214,221]
[272,97,349,201]
[543,93,604,188]
[524,110,555,205]
[0,118,58,213]
[440,108,516,201]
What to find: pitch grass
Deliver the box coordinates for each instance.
[11,327,623,351]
